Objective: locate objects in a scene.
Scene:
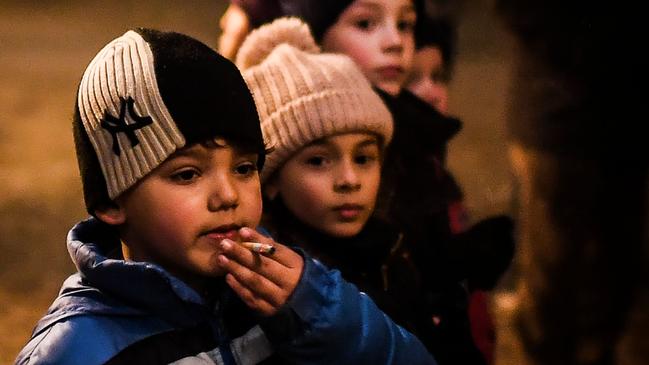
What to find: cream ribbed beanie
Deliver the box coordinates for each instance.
[236,17,393,182]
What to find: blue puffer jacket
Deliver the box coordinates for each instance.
[16,217,436,365]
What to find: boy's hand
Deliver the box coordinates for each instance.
[218,227,304,316]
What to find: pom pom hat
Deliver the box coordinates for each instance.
[236,17,393,182]
[74,28,265,214]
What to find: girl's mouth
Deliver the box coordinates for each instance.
[334,204,364,221]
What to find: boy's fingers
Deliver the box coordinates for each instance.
[225,274,277,316]
[221,238,302,289]
[239,227,303,269]
[218,252,286,306]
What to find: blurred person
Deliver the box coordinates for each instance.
[217,0,282,60]
[408,45,449,113]
[404,0,465,114]
[406,5,502,363]
[405,12,457,115]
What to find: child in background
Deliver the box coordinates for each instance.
[15,28,436,365]
[236,16,439,353]
[405,9,456,115]
[316,0,417,96]
[218,0,282,60]
[406,4,513,364]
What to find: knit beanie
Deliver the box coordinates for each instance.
[73,28,264,214]
[236,17,393,182]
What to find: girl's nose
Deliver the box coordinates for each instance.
[334,161,362,193]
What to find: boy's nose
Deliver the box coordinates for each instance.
[208,176,239,211]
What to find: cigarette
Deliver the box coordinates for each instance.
[240,241,276,255]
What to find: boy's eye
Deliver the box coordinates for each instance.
[171,169,200,183]
[235,162,258,176]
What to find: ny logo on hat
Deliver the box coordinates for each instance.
[101,97,153,156]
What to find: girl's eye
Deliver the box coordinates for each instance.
[235,162,258,176]
[354,19,373,30]
[305,156,326,166]
[171,169,199,183]
[355,154,377,165]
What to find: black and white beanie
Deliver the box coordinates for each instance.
[73,28,264,214]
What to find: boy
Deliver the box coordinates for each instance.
[15,28,435,364]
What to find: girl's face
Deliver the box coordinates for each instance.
[321,0,416,96]
[266,133,381,238]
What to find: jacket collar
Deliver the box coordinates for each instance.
[58,217,222,326]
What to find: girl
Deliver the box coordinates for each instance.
[236,17,441,355]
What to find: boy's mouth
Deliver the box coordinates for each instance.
[203,224,242,242]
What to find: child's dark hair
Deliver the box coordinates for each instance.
[414,0,463,82]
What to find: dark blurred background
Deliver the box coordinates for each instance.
[0,0,514,362]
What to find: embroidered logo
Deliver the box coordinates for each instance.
[100,97,153,156]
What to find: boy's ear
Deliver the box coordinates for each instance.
[94,202,126,226]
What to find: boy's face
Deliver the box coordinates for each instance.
[266,133,381,238]
[406,45,449,115]
[110,138,262,284]
[321,0,416,96]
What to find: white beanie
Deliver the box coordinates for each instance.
[236,17,393,182]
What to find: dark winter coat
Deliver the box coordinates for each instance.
[375,89,515,291]
[262,199,486,365]
[372,89,516,365]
